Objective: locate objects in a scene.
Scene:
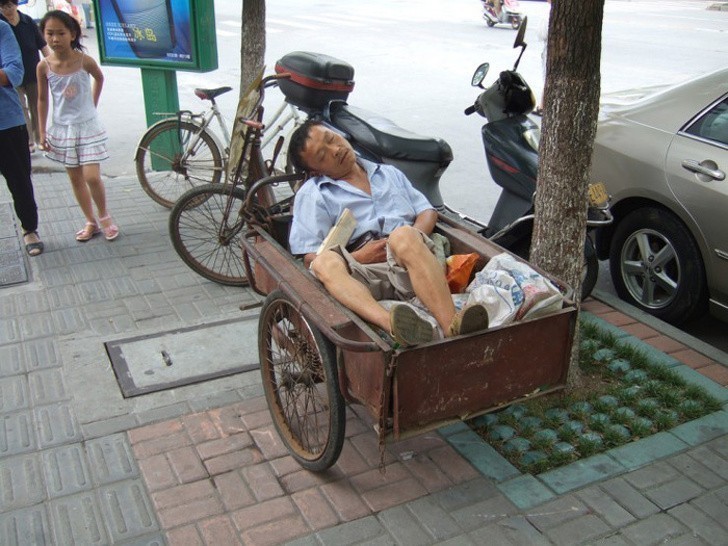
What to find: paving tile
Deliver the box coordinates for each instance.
[198,515,243,546]
[138,454,177,491]
[545,514,612,546]
[241,462,285,501]
[576,485,636,527]
[645,335,688,354]
[687,445,728,480]
[599,477,661,519]
[669,502,728,545]
[213,470,257,511]
[166,525,203,546]
[0,409,37,456]
[671,348,717,370]
[620,512,687,545]
[496,474,556,510]
[580,312,631,339]
[671,411,728,446]
[644,477,705,510]
[0,344,24,376]
[167,446,208,483]
[600,310,637,327]
[620,322,660,340]
[97,480,160,542]
[450,494,519,532]
[33,402,82,448]
[27,368,67,405]
[405,496,464,541]
[48,491,110,545]
[525,495,590,531]
[667,452,727,490]
[468,515,551,545]
[292,487,341,531]
[361,477,428,513]
[0,375,29,412]
[607,432,689,470]
[0,453,46,510]
[315,515,386,546]
[41,443,93,498]
[320,479,372,521]
[700,364,728,387]
[539,454,625,494]
[447,429,520,482]
[377,504,433,545]
[0,504,53,546]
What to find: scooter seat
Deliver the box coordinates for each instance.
[328,103,453,166]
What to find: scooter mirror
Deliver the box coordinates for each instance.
[513,16,528,48]
[471,63,490,87]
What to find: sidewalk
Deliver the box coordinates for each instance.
[1,171,727,545]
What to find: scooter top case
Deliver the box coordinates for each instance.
[327,102,453,208]
[275,51,355,111]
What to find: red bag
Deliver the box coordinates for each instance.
[446,253,480,293]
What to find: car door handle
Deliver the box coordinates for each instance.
[681,159,726,181]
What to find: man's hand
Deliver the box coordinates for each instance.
[352,238,387,264]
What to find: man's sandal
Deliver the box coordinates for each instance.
[389,304,434,347]
[23,231,44,256]
[448,303,489,337]
[99,215,120,241]
[75,222,100,242]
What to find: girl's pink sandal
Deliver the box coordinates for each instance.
[75,221,100,242]
[99,215,120,241]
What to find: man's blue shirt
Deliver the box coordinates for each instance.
[0,19,25,130]
[289,158,434,255]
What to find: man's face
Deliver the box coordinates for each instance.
[0,3,18,19]
[299,125,357,179]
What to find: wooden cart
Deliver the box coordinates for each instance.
[241,173,577,471]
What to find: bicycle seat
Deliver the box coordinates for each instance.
[194,87,233,101]
[328,102,452,166]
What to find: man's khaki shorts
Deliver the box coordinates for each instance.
[330,231,436,301]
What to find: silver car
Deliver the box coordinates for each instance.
[592,67,728,325]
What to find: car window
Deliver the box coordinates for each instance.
[685,98,728,146]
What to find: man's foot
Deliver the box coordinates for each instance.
[389,304,434,347]
[449,303,489,337]
[23,231,44,256]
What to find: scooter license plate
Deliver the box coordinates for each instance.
[588,183,609,207]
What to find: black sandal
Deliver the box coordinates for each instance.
[23,231,44,257]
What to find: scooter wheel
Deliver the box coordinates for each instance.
[511,18,521,30]
[486,19,495,27]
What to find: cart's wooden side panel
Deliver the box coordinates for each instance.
[392,308,576,434]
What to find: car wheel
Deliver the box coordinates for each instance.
[609,207,707,325]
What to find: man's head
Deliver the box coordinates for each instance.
[0,0,19,17]
[288,120,357,179]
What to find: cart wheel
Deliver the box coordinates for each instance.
[258,290,345,471]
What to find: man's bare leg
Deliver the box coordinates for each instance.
[311,251,391,331]
[387,226,457,332]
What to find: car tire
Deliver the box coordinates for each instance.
[609,207,707,325]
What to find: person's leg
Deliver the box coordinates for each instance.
[387,226,457,332]
[15,87,33,148]
[311,251,391,331]
[24,83,41,146]
[81,163,107,218]
[0,125,39,234]
[67,165,97,223]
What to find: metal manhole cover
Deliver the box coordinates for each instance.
[105,316,260,397]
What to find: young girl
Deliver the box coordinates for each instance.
[37,9,118,241]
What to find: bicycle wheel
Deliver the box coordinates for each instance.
[169,183,248,286]
[259,290,345,471]
[136,119,224,208]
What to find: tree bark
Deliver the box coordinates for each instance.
[240,0,266,99]
[530,0,604,386]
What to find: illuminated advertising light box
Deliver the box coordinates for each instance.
[96,0,217,71]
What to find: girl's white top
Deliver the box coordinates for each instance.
[45,55,97,125]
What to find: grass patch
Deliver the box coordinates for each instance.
[469,320,722,474]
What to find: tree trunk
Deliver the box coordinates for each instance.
[240,0,266,99]
[530,0,604,386]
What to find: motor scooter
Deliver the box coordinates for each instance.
[481,0,523,29]
[273,18,610,299]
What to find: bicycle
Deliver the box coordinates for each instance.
[168,73,300,286]
[135,84,305,208]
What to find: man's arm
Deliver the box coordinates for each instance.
[412,209,438,236]
[0,22,23,88]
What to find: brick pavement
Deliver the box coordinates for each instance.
[1,173,727,545]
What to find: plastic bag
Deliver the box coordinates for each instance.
[446,253,480,293]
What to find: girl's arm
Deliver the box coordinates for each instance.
[83,55,104,107]
[36,60,50,149]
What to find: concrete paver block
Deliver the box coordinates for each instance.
[644,477,705,511]
[0,505,53,546]
[671,411,728,446]
[497,474,556,510]
[607,431,689,470]
[48,490,110,544]
[0,453,45,510]
[1,410,37,457]
[97,480,160,542]
[620,512,687,545]
[447,429,520,482]
[539,454,625,494]
[42,443,93,498]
